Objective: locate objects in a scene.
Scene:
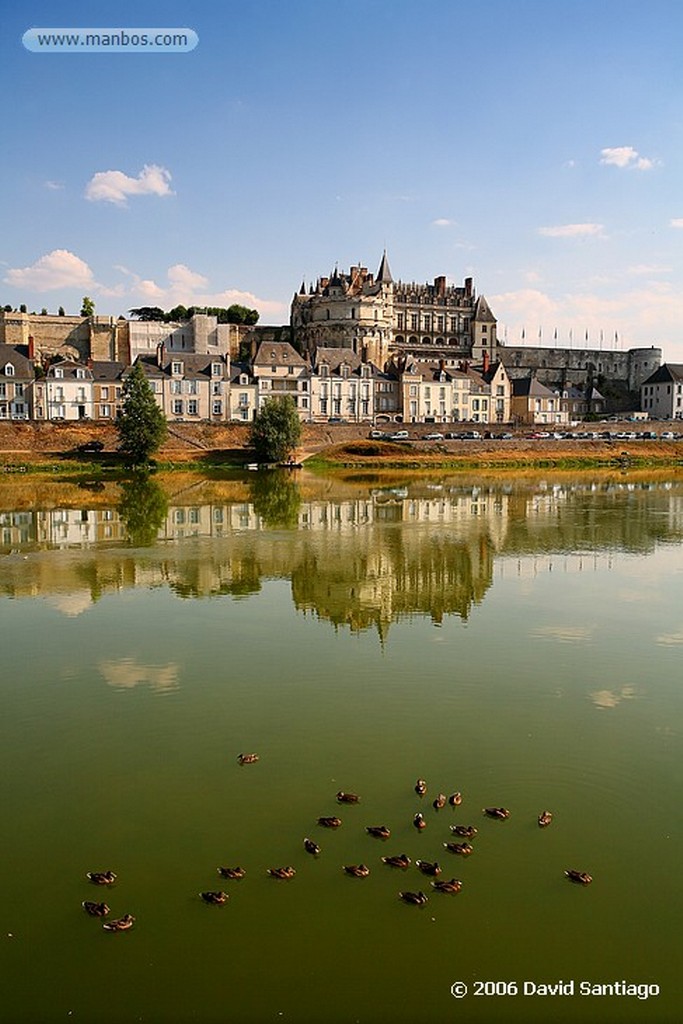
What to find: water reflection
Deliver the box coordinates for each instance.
[118,473,169,546]
[1,474,683,639]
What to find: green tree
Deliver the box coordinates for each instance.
[116,362,168,466]
[19,304,27,313]
[58,306,65,316]
[41,307,48,316]
[129,306,166,321]
[81,296,95,317]
[248,395,301,463]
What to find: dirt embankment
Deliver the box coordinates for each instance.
[0,421,681,469]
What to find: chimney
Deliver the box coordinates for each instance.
[28,335,34,360]
[439,358,445,371]
[434,275,446,298]
[464,277,473,298]
[156,342,165,368]
[482,351,490,373]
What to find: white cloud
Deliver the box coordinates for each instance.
[432,218,455,227]
[670,218,683,229]
[4,249,95,291]
[538,223,605,238]
[119,263,285,318]
[84,163,174,205]
[44,180,64,190]
[492,281,683,356]
[627,264,671,276]
[600,146,656,171]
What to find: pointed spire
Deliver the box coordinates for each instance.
[299,279,306,295]
[376,250,393,284]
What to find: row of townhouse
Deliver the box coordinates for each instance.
[0,340,603,426]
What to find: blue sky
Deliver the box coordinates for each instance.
[2,0,683,360]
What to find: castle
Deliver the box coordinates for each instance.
[290,253,661,400]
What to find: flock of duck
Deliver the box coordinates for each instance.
[82,754,592,930]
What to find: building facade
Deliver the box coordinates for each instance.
[640,364,683,419]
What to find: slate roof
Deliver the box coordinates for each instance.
[253,341,307,368]
[641,363,683,386]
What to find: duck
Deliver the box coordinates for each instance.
[431,878,463,894]
[416,859,441,877]
[317,816,342,828]
[365,825,391,839]
[343,864,370,878]
[414,779,427,796]
[483,807,510,819]
[443,841,474,856]
[102,914,135,932]
[304,838,321,855]
[413,813,426,831]
[450,825,478,838]
[448,792,463,807]
[237,753,259,765]
[82,901,109,917]
[217,866,246,879]
[336,791,360,804]
[86,871,117,886]
[381,853,411,869]
[565,870,592,885]
[538,811,553,828]
[267,866,296,879]
[432,793,447,810]
[399,890,428,906]
[200,891,229,904]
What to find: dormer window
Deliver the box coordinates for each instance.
[361,365,370,379]
[76,368,86,379]
[320,364,329,378]
[240,374,248,385]
[172,361,183,376]
[54,367,64,379]
[211,362,222,376]
[341,364,350,379]
[4,363,14,376]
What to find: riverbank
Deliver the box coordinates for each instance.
[0,420,681,473]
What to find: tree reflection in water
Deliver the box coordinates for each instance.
[249,469,302,529]
[118,473,169,546]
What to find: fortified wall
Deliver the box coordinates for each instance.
[0,310,128,363]
[499,343,661,392]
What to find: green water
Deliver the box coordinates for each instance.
[1,472,682,1023]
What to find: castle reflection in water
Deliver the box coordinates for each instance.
[2,477,682,637]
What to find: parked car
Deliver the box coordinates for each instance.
[389,430,409,440]
[424,432,444,441]
[76,440,104,453]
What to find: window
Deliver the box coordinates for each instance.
[212,381,222,395]
[171,380,181,394]
[186,380,197,395]
[212,362,222,376]
[172,361,183,376]
[187,400,198,416]
[239,393,249,407]
[410,314,418,331]
[54,368,64,378]
[76,368,86,379]
[4,363,14,376]
[100,404,111,418]
[101,387,109,399]
[15,383,24,396]
[212,401,222,416]
[320,364,329,378]
[173,399,183,415]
